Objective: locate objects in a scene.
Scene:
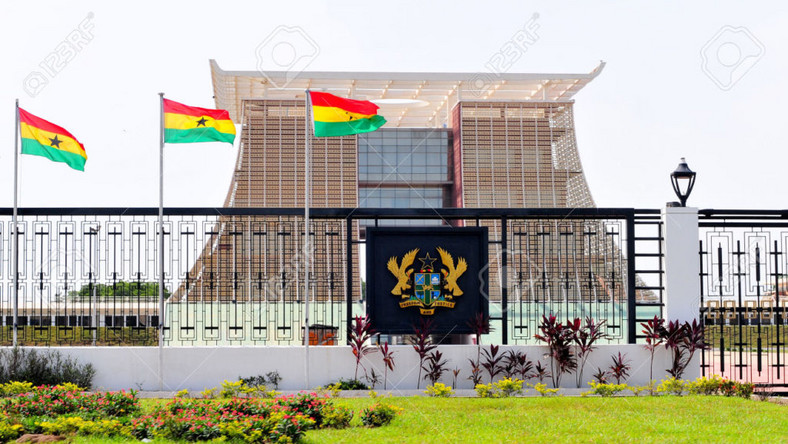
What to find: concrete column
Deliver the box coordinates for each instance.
[662,206,700,324]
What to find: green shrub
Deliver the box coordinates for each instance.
[77,418,131,438]
[200,387,217,399]
[629,385,649,397]
[475,378,525,398]
[321,404,353,429]
[0,381,34,397]
[1,386,139,418]
[657,377,686,396]
[39,416,89,436]
[493,377,524,397]
[686,376,720,395]
[0,348,95,388]
[329,378,369,390]
[719,378,736,396]
[130,396,320,442]
[425,382,454,397]
[361,403,400,427]
[475,383,495,398]
[219,379,253,398]
[734,381,754,398]
[0,421,24,442]
[530,382,559,397]
[588,381,628,397]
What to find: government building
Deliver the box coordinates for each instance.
[172,60,642,342]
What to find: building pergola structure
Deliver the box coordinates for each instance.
[210,59,606,128]
[173,60,654,308]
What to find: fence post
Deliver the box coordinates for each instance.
[662,205,701,378]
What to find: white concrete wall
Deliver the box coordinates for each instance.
[661,206,702,380]
[28,344,684,392]
[663,206,701,324]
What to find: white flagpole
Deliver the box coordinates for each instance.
[158,92,165,390]
[12,99,20,348]
[304,90,311,389]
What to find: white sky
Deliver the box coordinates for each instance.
[1,1,786,209]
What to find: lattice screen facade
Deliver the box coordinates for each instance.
[451,101,593,209]
[177,100,358,302]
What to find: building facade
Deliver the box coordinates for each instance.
[175,61,632,309]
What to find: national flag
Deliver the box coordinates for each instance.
[163,99,236,144]
[309,91,387,137]
[19,108,87,171]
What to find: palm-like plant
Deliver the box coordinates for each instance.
[410,318,436,389]
[349,315,376,381]
[573,317,608,388]
[641,315,665,382]
[467,313,491,368]
[423,350,449,385]
[378,341,396,390]
[534,314,577,388]
[481,344,504,383]
[608,352,631,384]
[664,319,707,379]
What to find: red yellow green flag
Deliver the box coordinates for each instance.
[163,99,236,144]
[19,108,87,171]
[309,91,386,137]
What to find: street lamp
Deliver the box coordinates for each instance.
[670,157,696,207]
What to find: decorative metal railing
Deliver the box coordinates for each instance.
[699,210,788,387]
[0,207,652,346]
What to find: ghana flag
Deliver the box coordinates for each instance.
[19,108,87,171]
[163,99,236,144]
[309,91,386,137]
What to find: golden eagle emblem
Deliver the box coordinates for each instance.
[386,248,419,296]
[436,247,468,296]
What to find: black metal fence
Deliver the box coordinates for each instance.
[699,210,788,387]
[0,207,656,346]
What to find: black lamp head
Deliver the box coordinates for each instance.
[670,157,696,207]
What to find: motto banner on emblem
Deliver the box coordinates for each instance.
[366,227,489,334]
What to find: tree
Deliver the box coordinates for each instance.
[67,281,170,300]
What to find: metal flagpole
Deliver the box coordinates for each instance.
[12,99,20,348]
[158,92,165,390]
[304,90,311,389]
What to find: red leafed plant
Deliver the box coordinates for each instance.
[641,315,665,383]
[534,314,577,388]
[608,352,631,384]
[663,319,707,379]
[378,341,396,390]
[410,318,436,389]
[350,315,377,381]
[573,317,608,388]
[481,344,504,383]
[466,313,492,386]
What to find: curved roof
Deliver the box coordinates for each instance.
[210,59,605,127]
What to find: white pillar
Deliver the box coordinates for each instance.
[662,206,700,323]
[662,205,700,379]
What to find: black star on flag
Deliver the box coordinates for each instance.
[48,135,62,148]
[196,117,208,127]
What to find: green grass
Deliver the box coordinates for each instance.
[704,325,787,349]
[302,396,788,443]
[71,396,788,444]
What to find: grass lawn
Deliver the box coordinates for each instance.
[69,395,788,444]
[304,396,787,444]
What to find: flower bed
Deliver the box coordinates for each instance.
[0,385,373,443]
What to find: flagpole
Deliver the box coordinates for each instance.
[12,99,20,348]
[158,92,165,390]
[304,90,311,390]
